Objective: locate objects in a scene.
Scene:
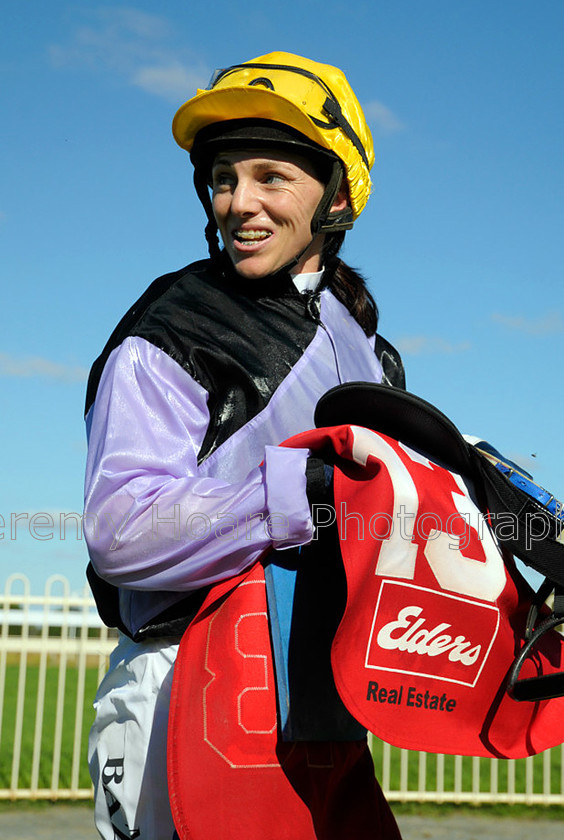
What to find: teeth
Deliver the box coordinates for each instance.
[235,230,271,241]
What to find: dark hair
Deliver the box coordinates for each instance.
[323,233,379,337]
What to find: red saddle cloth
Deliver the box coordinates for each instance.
[287,424,564,759]
[167,563,400,840]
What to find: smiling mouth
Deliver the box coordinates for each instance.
[233,229,272,243]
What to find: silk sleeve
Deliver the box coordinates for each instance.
[84,336,313,592]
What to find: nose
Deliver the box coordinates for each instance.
[229,177,261,217]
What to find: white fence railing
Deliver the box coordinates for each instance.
[0,574,116,800]
[370,737,564,805]
[1,574,564,805]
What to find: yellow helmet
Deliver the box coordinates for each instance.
[172,52,374,222]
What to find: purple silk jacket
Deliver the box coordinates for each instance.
[83,259,403,637]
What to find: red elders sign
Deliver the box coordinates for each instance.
[364,581,500,687]
[285,424,564,759]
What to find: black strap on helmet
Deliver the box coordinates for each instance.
[192,166,222,262]
[310,159,354,234]
[206,62,370,169]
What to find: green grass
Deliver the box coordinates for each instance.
[0,663,99,792]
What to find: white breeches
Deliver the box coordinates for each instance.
[88,634,180,840]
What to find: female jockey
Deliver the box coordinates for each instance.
[84,51,404,839]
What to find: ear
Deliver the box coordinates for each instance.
[330,180,350,213]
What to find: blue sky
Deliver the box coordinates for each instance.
[2,1,563,593]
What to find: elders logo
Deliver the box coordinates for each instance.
[365,581,500,687]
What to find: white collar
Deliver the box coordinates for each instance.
[291,267,324,294]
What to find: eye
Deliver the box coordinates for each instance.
[264,172,285,185]
[211,170,235,190]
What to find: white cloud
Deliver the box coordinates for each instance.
[0,353,88,382]
[491,311,564,336]
[49,7,208,101]
[395,336,471,356]
[362,100,405,136]
[131,62,208,101]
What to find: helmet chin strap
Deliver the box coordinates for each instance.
[282,159,350,274]
[279,234,322,276]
